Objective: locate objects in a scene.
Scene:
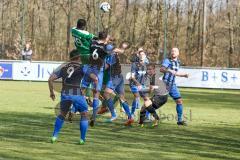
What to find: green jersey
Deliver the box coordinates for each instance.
[71,27,95,64]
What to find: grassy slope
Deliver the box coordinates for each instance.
[0,81,239,160]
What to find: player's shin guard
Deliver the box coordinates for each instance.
[92,98,99,121]
[52,115,65,138]
[107,98,116,117]
[139,110,146,124]
[121,101,131,119]
[131,97,140,115]
[80,114,88,141]
[146,106,159,121]
[176,104,183,122]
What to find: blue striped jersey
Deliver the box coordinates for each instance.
[130,62,147,86]
[161,58,180,86]
[53,62,84,95]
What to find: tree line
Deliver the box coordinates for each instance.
[0,0,239,67]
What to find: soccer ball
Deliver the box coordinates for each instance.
[100,2,111,12]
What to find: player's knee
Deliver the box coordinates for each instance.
[104,88,112,98]
[81,112,88,117]
[59,109,69,118]
[80,112,88,120]
[58,114,66,120]
[93,92,100,98]
[144,99,152,107]
[119,95,125,102]
[81,88,86,95]
[176,98,183,104]
[133,93,140,98]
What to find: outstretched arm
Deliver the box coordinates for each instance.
[160,67,188,78]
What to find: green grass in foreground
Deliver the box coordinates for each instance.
[0,81,239,160]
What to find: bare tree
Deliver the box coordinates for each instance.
[226,0,234,68]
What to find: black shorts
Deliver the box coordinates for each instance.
[151,95,168,110]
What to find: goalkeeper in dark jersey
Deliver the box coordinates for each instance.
[48,50,89,145]
[138,63,168,127]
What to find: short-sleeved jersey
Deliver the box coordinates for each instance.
[106,53,122,76]
[130,62,147,86]
[142,73,168,96]
[151,76,169,96]
[53,62,84,95]
[71,27,95,64]
[161,58,180,86]
[89,40,108,68]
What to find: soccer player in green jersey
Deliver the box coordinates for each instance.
[71,19,95,64]
[69,19,95,121]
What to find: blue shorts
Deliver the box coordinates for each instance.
[168,84,181,100]
[81,65,104,91]
[106,74,124,95]
[60,94,88,113]
[130,85,147,97]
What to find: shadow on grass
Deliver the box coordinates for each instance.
[0,112,239,160]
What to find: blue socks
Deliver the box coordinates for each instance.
[92,98,99,120]
[80,115,88,141]
[131,97,140,115]
[121,101,131,119]
[107,98,116,117]
[176,104,183,122]
[52,115,65,137]
[146,111,150,120]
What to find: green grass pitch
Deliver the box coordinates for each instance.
[0,81,239,160]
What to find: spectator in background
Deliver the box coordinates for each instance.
[130,47,144,63]
[147,49,157,64]
[21,43,32,61]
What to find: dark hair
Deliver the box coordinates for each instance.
[147,63,155,69]
[77,19,86,29]
[69,49,80,60]
[120,41,130,49]
[98,31,108,40]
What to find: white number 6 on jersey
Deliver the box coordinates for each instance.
[92,49,99,60]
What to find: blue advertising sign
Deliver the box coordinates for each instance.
[0,63,13,79]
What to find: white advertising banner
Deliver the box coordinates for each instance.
[1,60,240,89]
[12,61,62,81]
[176,68,240,89]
